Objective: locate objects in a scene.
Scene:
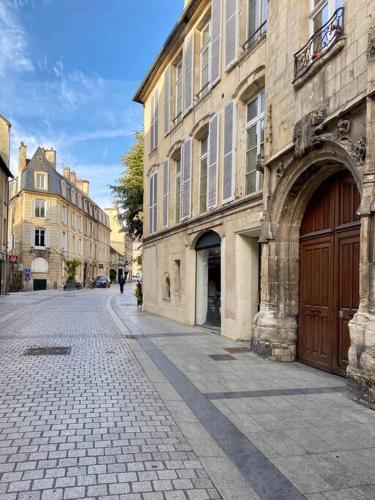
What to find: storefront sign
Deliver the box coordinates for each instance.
[8,255,18,264]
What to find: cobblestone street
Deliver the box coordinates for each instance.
[1,287,375,500]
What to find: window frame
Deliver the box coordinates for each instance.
[246,0,267,47]
[149,171,158,234]
[35,172,47,191]
[309,0,342,36]
[34,228,46,248]
[34,199,46,218]
[200,21,211,94]
[244,90,265,196]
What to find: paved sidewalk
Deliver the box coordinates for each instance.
[110,286,375,500]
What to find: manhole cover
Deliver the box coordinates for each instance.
[24,347,71,356]
[208,354,236,361]
[225,347,250,353]
[124,335,137,339]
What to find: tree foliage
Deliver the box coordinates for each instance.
[65,259,81,282]
[111,131,144,239]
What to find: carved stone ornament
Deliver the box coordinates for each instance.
[293,109,327,157]
[256,153,265,173]
[293,111,367,167]
[276,162,285,179]
[265,104,273,144]
[368,25,375,60]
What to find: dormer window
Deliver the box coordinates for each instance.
[35,173,47,190]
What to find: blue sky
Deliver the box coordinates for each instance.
[0,0,183,208]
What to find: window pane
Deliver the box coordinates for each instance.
[248,0,257,35]
[40,230,45,247]
[246,170,257,194]
[260,92,265,113]
[200,158,207,213]
[176,157,181,175]
[261,0,267,23]
[260,119,265,143]
[201,136,208,156]
[246,148,257,175]
[336,0,343,8]
[35,230,39,246]
[246,125,257,150]
[202,23,210,47]
[247,97,258,122]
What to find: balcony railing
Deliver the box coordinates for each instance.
[242,20,267,51]
[294,7,344,81]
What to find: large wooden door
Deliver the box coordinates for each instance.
[299,171,360,376]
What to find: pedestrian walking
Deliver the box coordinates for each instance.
[119,275,125,294]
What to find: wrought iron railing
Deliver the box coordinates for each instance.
[294,7,344,80]
[242,20,267,51]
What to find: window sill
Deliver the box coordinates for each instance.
[239,33,266,65]
[293,36,346,90]
[148,147,158,159]
[194,87,212,111]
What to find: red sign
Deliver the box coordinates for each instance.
[8,255,18,264]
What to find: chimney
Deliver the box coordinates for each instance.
[69,170,77,185]
[18,141,27,173]
[63,166,70,179]
[76,179,83,191]
[0,116,10,168]
[44,148,56,168]
[81,180,89,195]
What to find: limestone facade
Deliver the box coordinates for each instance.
[0,115,13,294]
[8,144,110,290]
[104,206,133,282]
[135,0,375,408]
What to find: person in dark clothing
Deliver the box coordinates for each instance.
[119,276,125,294]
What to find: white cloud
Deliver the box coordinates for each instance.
[0,0,34,75]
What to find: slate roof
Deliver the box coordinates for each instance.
[0,154,13,178]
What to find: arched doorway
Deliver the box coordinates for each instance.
[195,231,221,328]
[298,171,360,376]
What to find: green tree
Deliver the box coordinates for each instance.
[111,131,144,239]
[65,259,81,282]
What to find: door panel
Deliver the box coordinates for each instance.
[299,171,360,377]
[299,238,333,371]
[334,232,360,375]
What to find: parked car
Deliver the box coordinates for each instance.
[95,276,111,288]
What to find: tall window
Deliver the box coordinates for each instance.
[310,0,343,54]
[35,200,46,218]
[200,22,210,93]
[61,232,67,251]
[35,228,45,247]
[247,0,267,47]
[175,61,183,122]
[245,90,265,195]
[199,136,208,213]
[61,204,67,224]
[175,156,181,223]
[149,172,158,234]
[36,173,47,190]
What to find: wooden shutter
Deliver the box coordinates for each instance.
[163,66,171,135]
[181,139,192,219]
[183,31,194,114]
[210,0,222,85]
[153,173,158,233]
[208,114,219,210]
[223,101,236,203]
[162,160,169,228]
[149,174,154,234]
[224,0,238,69]
[150,93,155,151]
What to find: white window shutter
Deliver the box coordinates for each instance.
[45,229,51,248]
[224,0,238,69]
[153,173,158,233]
[210,0,222,85]
[183,31,194,114]
[32,199,35,217]
[181,139,192,219]
[162,160,169,228]
[208,114,219,210]
[149,175,154,234]
[223,101,236,203]
[163,66,171,135]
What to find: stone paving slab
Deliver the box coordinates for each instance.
[109,286,375,500]
[0,289,222,499]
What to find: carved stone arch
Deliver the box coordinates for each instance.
[167,140,183,160]
[188,227,223,250]
[232,65,265,102]
[254,143,363,362]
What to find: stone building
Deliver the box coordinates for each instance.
[8,144,110,290]
[104,206,133,282]
[0,115,13,294]
[135,0,375,408]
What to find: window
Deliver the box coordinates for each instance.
[245,90,265,195]
[175,156,181,223]
[71,189,76,204]
[34,228,46,247]
[175,61,183,122]
[35,200,46,218]
[246,0,267,48]
[149,172,158,234]
[36,173,47,190]
[310,0,343,34]
[61,204,67,224]
[199,136,208,213]
[200,22,210,94]
[150,89,159,151]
